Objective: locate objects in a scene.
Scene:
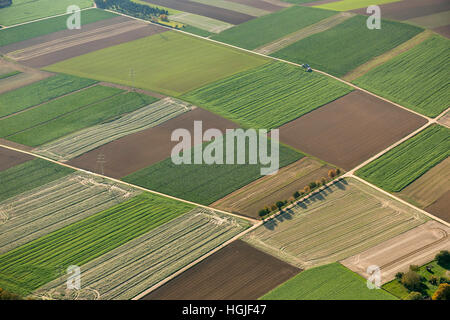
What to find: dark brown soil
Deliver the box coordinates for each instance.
[425,191,450,223]
[67,107,239,179]
[143,0,255,24]
[278,90,427,170]
[142,239,300,300]
[352,0,450,20]
[0,146,34,172]
[433,25,450,38]
[226,0,283,12]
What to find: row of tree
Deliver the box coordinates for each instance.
[0,0,12,9]
[94,0,168,19]
[258,168,341,218]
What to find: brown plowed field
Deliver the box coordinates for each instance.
[143,0,255,24]
[68,107,239,178]
[352,0,450,21]
[226,0,283,12]
[341,221,450,284]
[433,25,450,38]
[212,157,333,219]
[0,146,34,172]
[142,240,300,300]
[425,191,450,223]
[302,0,340,7]
[1,16,166,68]
[278,90,427,170]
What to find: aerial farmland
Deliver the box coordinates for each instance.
[0,0,448,309]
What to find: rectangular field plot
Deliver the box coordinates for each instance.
[211,6,336,50]
[0,74,97,118]
[44,31,268,97]
[243,178,428,269]
[6,92,156,147]
[35,97,191,161]
[356,125,450,192]
[353,35,450,117]
[0,0,93,26]
[0,173,138,254]
[123,134,303,205]
[272,15,422,77]
[341,221,450,284]
[192,0,270,16]
[182,62,352,129]
[212,157,334,219]
[170,12,233,33]
[315,0,401,11]
[0,9,117,48]
[0,193,194,296]
[0,159,73,203]
[0,147,34,172]
[143,240,299,300]
[33,208,250,300]
[261,262,397,300]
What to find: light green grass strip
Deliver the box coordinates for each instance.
[171,12,233,33]
[315,0,401,11]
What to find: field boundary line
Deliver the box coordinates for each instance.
[0,7,95,30]
[132,221,262,300]
[101,9,438,123]
[0,143,259,224]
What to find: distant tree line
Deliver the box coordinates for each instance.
[94,0,168,19]
[0,0,12,9]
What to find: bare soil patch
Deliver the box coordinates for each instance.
[0,146,34,172]
[68,107,239,178]
[341,221,449,284]
[433,25,450,38]
[142,239,300,300]
[226,0,283,12]
[425,191,450,223]
[143,0,255,24]
[279,90,427,170]
[212,157,333,219]
[438,110,450,127]
[352,0,450,21]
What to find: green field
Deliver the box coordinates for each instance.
[353,35,450,117]
[212,6,336,50]
[181,25,213,37]
[273,15,423,77]
[44,31,268,97]
[315,0,401,11]
[0,159,74,203]
[0,86,122,138]
[7,92,156,147]
[0,71,21,80]
[261,263,397,300]
[0,192,193,295]
[356,125,450,192]
[123,135,304,205]
[0,9,117,47]
[0,0,93,26]
[0,74,97,118]
[182,62,352,129]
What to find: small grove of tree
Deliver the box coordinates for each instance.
[94,0,168,19]
[409,265,420,272]
[0,288,22,300]
[429,276,439,286]
[0,0,12,9]
[321,177,327,186]
[432,283,450,300]
[435,250,450,268]
[258,207,270,217]
[328,169,336,179]
[405,291,423,300]
[395,272,404,280]
[303,185,311,194]
[401,270,422,291]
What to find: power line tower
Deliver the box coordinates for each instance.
[129,68,135,91]
[96,152,106,176]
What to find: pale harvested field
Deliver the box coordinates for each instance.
[170,12,233,33]
[192,0,270,16]
[212,157,333,219]
[341,220,449,284]
[0,173,137,254]
[243,178,428,269]
[255,12,354,55]
[35,98,192,161]
[227,0,284,12]
[0,59,52,94]
[399,157,450,209]
[438,110,450,127]
[33,208,250,300]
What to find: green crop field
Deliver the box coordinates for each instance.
[44,31,268,97]
[0,85,122,138]
[0,74,97,118]
[7,92,156,147]
[0,9,117,47]
[0,159,74,203]
[356,125,450,192]
[353,35,450,117]
[261,263,397,300]
[315,0,401,11]
[0,192,194,296]
[212,6,336,50]
[0,0,93,26]
[123,135,304,205]
[182,62,352,129]
[273,15,422,77]
[0,71,20,80]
